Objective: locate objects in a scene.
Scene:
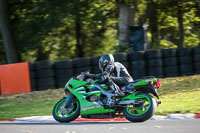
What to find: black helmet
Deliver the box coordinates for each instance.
[99,54,114,72]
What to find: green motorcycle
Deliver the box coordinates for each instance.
[52,73,161,123]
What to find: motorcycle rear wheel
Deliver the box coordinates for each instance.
[52,97,80,123]
[122,93,157,122]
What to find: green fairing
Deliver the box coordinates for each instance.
[91,80,108,89]
[65,77,158,115]
[121,91,141,100]
[131,79,157,87]
[65,78,114,115]
[65,77,88,89]
[92,79,100,83]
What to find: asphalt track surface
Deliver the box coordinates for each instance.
[0,119,200,133]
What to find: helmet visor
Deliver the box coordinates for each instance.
[99,61,106,72]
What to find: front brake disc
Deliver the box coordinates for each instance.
[59,102,74,115]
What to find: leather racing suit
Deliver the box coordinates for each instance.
[88,62,133,95]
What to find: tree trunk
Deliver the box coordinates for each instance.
[0,0,20,63]
[195,1,200,45]
[177,7,184,48]
[118,1,138,46]
[36,46,50,61]
[148,0,160,49]
[75,15,84,57]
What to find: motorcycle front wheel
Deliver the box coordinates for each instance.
[123,93,157,122]
[52,96,80,123]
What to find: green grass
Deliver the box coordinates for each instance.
[156,91,200,115]
[0,99,58,120]
[0,75,200,120]
[0,90,63,120]
[156,75,200,115]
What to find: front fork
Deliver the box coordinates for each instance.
[64,94,74,108]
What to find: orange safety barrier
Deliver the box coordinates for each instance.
[0,62,31,95]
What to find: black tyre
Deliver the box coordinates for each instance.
[114,53,127,62]
[164,73,179,77]
[36,69,55,78]
[131,60,145,67]
[30,79,37,91]
[30,71,36,79]
[35,60,54,70]
[178,56,193,64]
[177,48,192,56]
[128,51,145,61]
[131,72,146,80]
[131,67,146,74]
[147,59,163,67]
[37,85,56,90]
[52,97,80,123]
[91,56,100,66]
[147,67,163,77]
[121,61,130,69]
[54,60,73,69]
[131,60,146,79]
[179,64,194,76]
[72,57,91,67]
[193,46,200,55]
[195,71,200,74]
[164,66,179,77]
[194,55,200,62]
[74,66,91,75]
[29,63,35,71]
[37,77,56,90]
[91,65,102,74]
[55,69,74,78]
[123,93,157,122]
[145,50,162,59]
[56,78,70,88]
[163,57,177,66]
[38,77,55,85]
[195,63,200,71]
[131,63,146,75]
[161,49,177,58]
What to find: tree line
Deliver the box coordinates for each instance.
[0,0,199,64]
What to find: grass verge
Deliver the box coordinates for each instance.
[0,75,200,120]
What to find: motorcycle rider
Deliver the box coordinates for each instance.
[85,54,133,96]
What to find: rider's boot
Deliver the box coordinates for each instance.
[110,84,125,97]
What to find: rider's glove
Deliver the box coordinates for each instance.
[84,73,95,79]
[101,74,108,82]
[81,71,90,78]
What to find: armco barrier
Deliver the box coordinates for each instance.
[27,46,200,91]
[0,62,31,95]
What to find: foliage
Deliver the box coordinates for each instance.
[8,0,118,62]
[155,0,200,48]
[0,0,199,63]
